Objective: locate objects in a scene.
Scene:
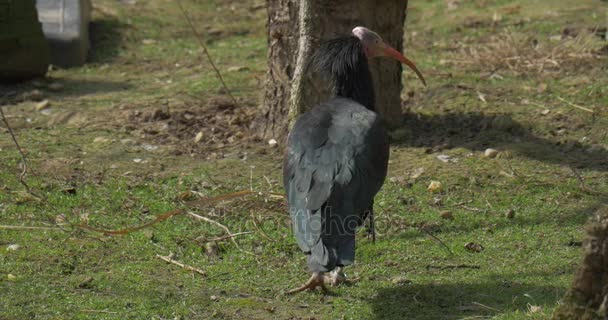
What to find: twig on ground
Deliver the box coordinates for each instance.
[250,211,276,242]
[0,105,42,199]
[555,96,595,113]
[80,310,118,315]
[0,225,63,231]
[156,253,207,276]
[187,211,255,255]
[196,231,254,242]
[79,209,184,235]
[426,264,481,270]
[416,226,454,256]
[472,301,502,312]
[570,167,606,196]
[175,0,238,105]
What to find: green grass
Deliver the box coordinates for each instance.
[1,0,607,319]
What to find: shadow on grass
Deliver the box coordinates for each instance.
[394,111,608,172]
[89,15,130,63]
[0,78,130,102]
[369,276,563,320]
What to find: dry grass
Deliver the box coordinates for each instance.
[442,29,607,75]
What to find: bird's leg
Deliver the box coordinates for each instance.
[324,266,361,286]
[286,272,328,294]
[366,208,376,243]
[324,266,346,286]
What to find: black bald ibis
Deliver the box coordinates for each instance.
[283,26,426,293]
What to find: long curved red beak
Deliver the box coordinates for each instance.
[383,45,427,87]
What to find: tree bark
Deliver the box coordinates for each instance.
[254,0,408,141]
[553,205,608,320]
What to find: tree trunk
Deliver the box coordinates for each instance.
[253,0,408,141]
[553,205,608,320]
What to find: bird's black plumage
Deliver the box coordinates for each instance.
[311,36,376,111]
[283,35,389,273]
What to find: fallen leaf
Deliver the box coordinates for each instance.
[194,131,205,143]
[477,91,487,103]
[35,100,50,111]
[427,181,443,193]
[440,211,454,220]
[464,242,484,253]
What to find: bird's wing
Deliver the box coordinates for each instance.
[283,98,389,251]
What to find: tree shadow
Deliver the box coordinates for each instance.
[393,111,608,172]
[369,275,563,320]
[88,15,130,63]
[0,78,130,102]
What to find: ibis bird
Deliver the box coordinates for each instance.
[283,26,426,293]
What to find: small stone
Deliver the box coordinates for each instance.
[427,181,443,193]
[6,244,20,251]
[47,82,64,92]
[541,109,550,115]
[141,143,158,151]
[210,295,218,301]
[436,154,455,163]
[505,209,515,219]
[35,100,50,111]
[93,137,110,144]
[440,211,453,220]
[484,148,499,158]
[120,138,137,146]
[194,131,204,143]
[268,139,278,147]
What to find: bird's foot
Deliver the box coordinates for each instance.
[286,272,328,294]
[323,267,360,287]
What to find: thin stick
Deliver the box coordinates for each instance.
[570,167,606,196]
[156,254,207,276]
[0,105,42,199]
[187,211,255,255]
[0,225,63,231]
[250,211,276,242]
[417,226,454,256]
[175,0,238,105]
[472,301,502,312]
[555,96,594,113]
[196,231,254,242]
[80,310,118,315]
